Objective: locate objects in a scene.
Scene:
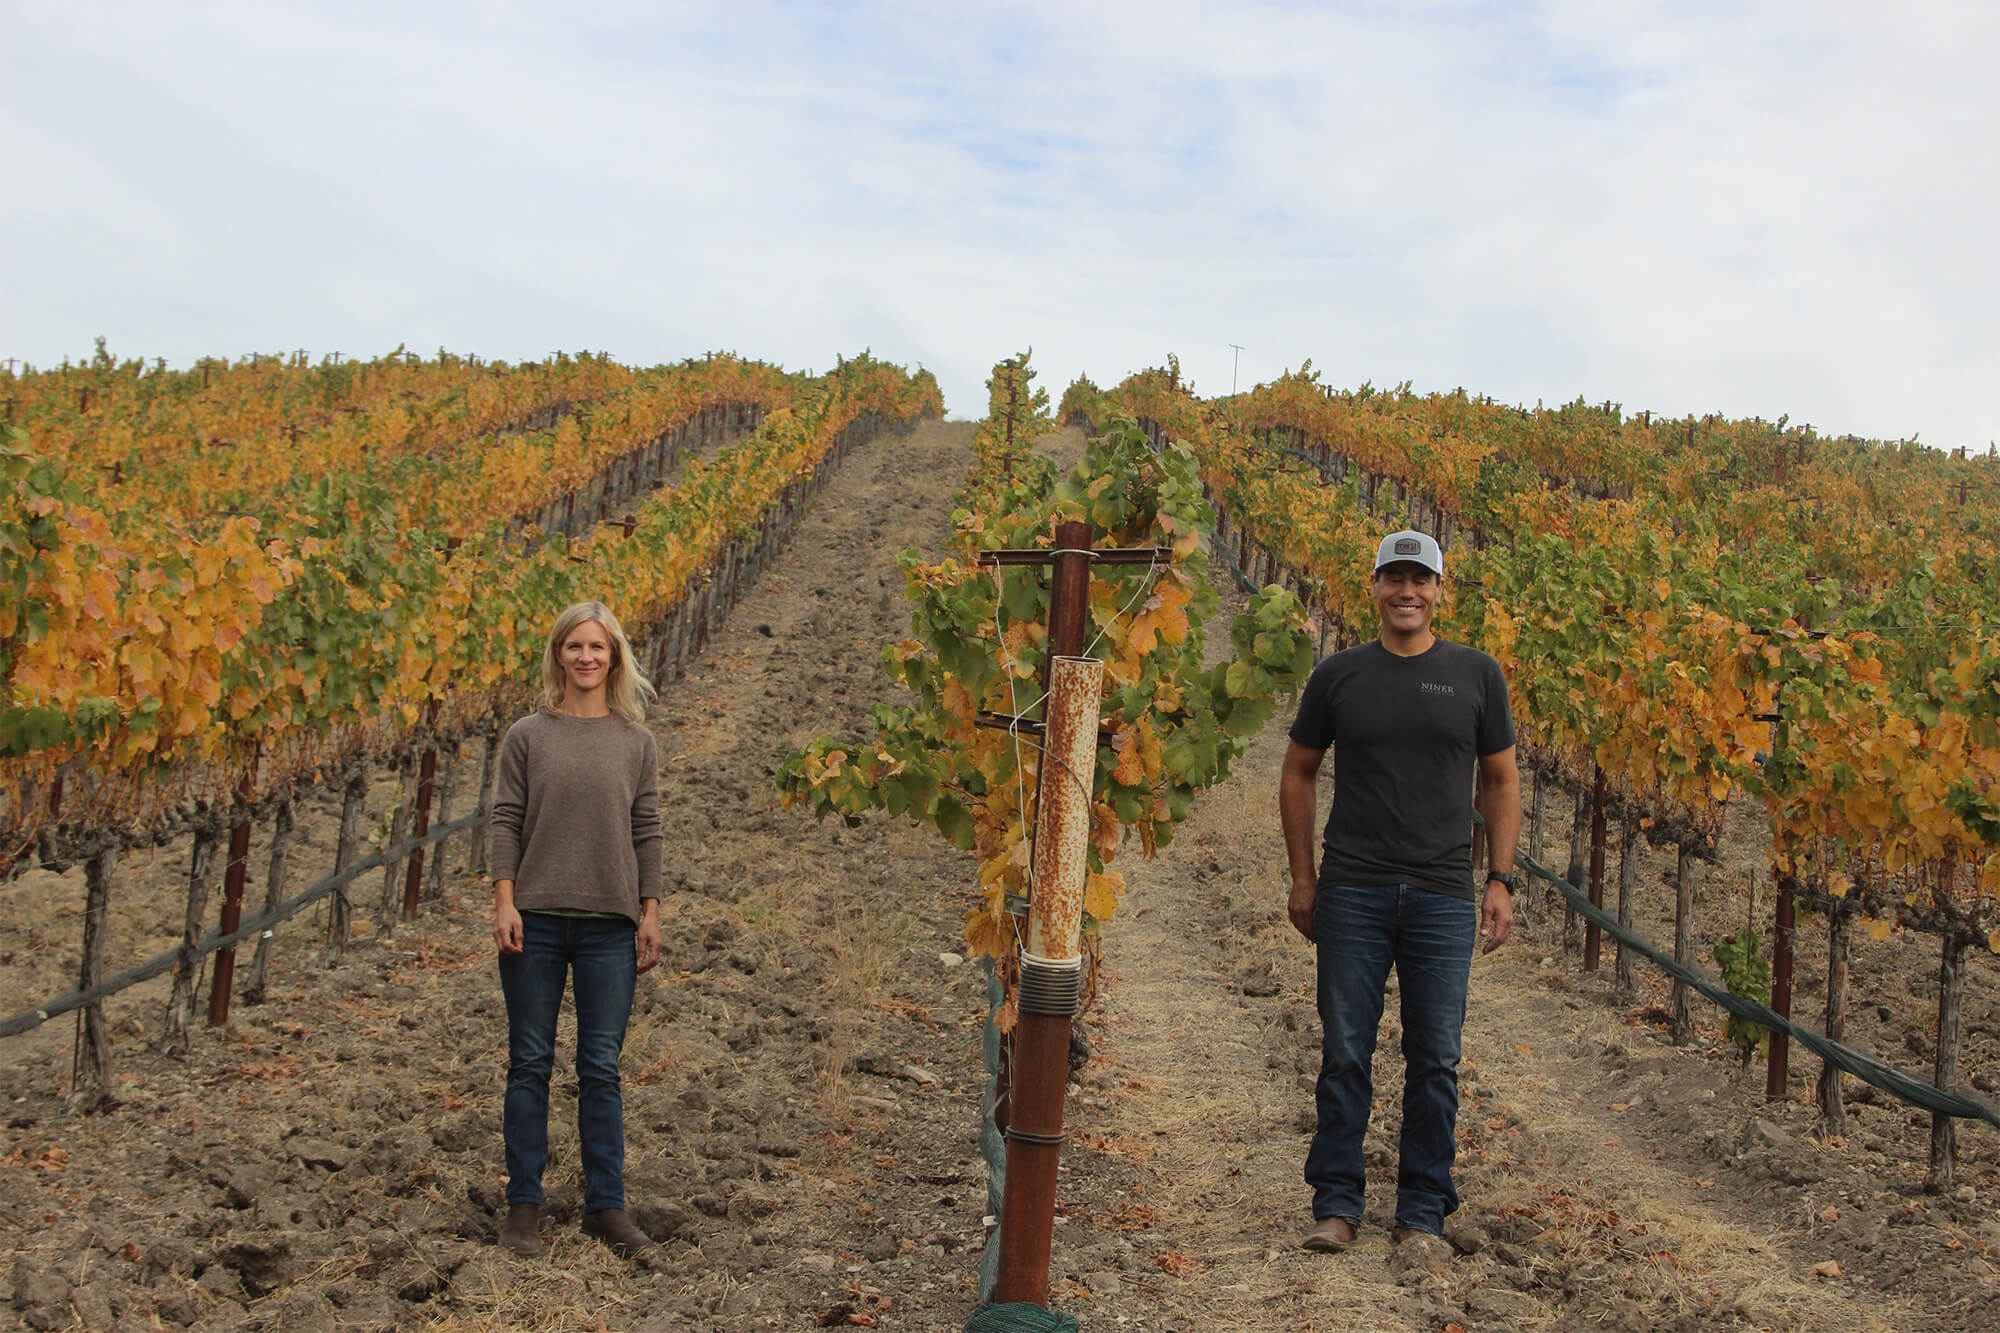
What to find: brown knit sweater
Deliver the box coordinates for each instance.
[488,712,663,923]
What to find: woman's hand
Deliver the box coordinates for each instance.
[637,899,663,974]
[493,880,524,955]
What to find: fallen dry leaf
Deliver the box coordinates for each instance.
[1812,1259,1842,1278]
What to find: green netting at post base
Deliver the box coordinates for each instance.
[964,1303,1082,1333]
[980,962,1006,1305]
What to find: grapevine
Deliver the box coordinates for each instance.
[778,352,1313,973]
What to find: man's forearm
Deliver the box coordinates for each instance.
[1279,770,1320,887]
[1480,780,1522,873]
[1279,745,1327,942]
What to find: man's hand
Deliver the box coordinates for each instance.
[1288,875,1318,943]
[1479,880,1514,954]
[636,900,663,974]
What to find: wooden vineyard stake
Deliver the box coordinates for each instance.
[402,709,441,921]
[425,741,458,903]
[162,830,219,1056]
[1927,916,1968,1193]
[1614,811,1638,998]
[243,798,295,1005]
[1564,780,1589,954]
[378,758,414,928]
[1584,765,1607,972]
[209,752,260,1027]
[1818,899,1851,1134]
[468,728,496,872]
[1470,766,1486,897]
[327,769,367,960]
[1767,871,1796,1100]
[1671,842,1698,1046]
[1766,682,1794,1098]
[68,849,117,1112]
[1524,764,1546,921]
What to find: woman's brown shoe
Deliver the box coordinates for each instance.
[582,1208,656,1257]
[498,1203,544,1257]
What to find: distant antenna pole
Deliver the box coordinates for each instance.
[1228,344,1244,395]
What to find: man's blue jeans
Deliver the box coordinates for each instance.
[498,912,637,1213]
[1306,880,1476,1235]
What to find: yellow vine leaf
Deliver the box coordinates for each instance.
[1110,726,1145,785]
[1084,871,1124,922]
[965,908,1008,961]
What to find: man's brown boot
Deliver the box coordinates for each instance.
[1301,1216,1359,1252]
[581,1208,656,1258]
[498,1203,543,1257]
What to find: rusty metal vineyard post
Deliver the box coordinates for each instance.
[976,519,1169,1310]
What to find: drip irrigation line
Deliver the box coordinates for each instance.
[1501,831,2000,1129]
[1213,525,1261,596]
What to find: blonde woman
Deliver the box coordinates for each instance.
[489,601,664,1259]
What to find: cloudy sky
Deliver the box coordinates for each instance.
[5,2,1994,449]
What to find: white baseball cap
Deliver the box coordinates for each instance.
[1372,529,1444,576]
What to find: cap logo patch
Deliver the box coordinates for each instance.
[1394,538,1422,555]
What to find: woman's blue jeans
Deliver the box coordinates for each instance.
[498,912,637,1213]
[1306,880,1476,1235]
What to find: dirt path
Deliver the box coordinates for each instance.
[3,417,1995,1332]
[1,417,997,1332]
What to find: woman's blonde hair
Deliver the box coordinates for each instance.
[538,601,657,724]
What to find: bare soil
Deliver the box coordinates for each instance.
[3,419,1996,1332]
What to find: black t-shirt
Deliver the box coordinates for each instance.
[1287,638,1516,900]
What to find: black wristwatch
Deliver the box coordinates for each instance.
[1486,871,1519,894]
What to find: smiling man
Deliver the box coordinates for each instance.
[1278,529,1521,1254]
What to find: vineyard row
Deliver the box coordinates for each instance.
[11,393,931,1107]
[3,357,941,869]
[1081,380,1993,1190]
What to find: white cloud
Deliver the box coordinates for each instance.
[3,0,1993,448]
